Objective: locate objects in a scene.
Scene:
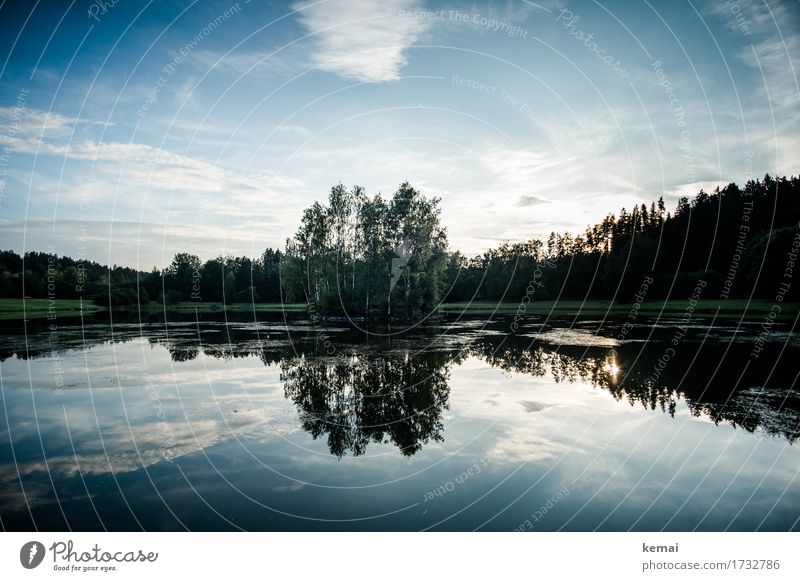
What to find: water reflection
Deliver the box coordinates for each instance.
[281,353,456,457]
[132,317,800,448]
[1,313,798,531]
[471,333,800,443]
[2,315,798,460]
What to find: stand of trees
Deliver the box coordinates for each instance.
[280,182,449,319]
[1,174,798,312]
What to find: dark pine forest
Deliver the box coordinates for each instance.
[1,174,798,318]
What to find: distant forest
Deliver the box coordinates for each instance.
[1,174,798,316]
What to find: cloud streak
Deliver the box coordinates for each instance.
[293,0,428,82]
[516,194,550,207]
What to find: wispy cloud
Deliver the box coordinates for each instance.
[663,180,729,199]
[744,34,800,111]
[719,0,800,173]
[276,124,311,136]
[0,106,305,264]
[516,194,550,207]
[0,107,308,196]
[707,0,789,33]
[481,149,568,187]
[0,106,76,138]
[12,137,228,192]
[187,47,300,77]
[293,0,428,82]
[705,0,800,114]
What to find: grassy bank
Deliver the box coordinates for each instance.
[138,301,308,314]
[0,298,796,321]
[0,298,104,320]
[0,299,307,320]
[440,299,799,320]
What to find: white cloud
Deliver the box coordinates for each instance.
[276,124,311,136]
[0,106,306,264]
[28,139,228,192]
[293,0,429,82]
[516,194,550,207]
[1,108,226,192]
[663,180,729,199]
[481,148,570,188]
[0,106,76,138]
[1,107,306,198]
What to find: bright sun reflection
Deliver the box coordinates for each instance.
[603,361,621,379]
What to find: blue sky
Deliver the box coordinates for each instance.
[0,0,798,268]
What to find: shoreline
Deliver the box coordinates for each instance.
[1,298,797,322]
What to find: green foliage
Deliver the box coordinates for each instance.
[165,253,201,299]
[162,289,183,304]
[281,182,449,320]
[92,287,143,307]
[741,224,800,296]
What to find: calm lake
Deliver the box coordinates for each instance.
[1,311,798,531]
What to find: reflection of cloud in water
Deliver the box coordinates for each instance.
[1,314,799,532]
[0,343,304,492]
[518,400,555,413]
[447,357,621,465]
[0,410,292,485]
[489,433,569,466]
[0,481,53,511]
[2,315,798,491]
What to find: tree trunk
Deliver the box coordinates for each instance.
[387,278,391,320]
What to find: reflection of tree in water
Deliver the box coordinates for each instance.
[471,334,800,442]
[134,329,800,445]
[167,344,199,362]
[5,316,798,450]
[280,351,458,457]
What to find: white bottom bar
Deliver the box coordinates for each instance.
[1,532,797,579]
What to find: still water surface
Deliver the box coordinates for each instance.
[1,312,798,531]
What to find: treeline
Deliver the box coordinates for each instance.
[0,248,283,307]
[446,174,800,303]
[1,174,798,312]
[0,250,142,304]
[150,250,283,305]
